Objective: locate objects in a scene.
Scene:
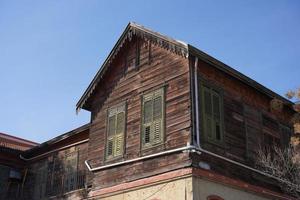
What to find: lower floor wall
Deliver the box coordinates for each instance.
[89,168,280,200]
[0,165,10,199]
[193,177,269,200]
[98,177,193,200]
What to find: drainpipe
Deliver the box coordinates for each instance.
[192,55,294,186]
[85,55,290,188]
[194,57,200,147]
[85,144,198,172]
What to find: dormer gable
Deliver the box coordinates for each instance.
[76,22,188,112]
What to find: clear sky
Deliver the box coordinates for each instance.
[0,0,299,143]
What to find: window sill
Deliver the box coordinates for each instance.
[104,155,125,165]
[206,139,225,148]
[140,142,165,156]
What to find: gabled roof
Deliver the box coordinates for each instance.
[21,123,90,158]
[76,22,188,112]
[0,132,38,151]
[188,45,293,105]
[76,22,293,112]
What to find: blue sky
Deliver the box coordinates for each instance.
[0,0,299,143]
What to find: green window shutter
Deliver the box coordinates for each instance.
[152,121,162,143]
[108,115,116,136]
[114,134,124,156]
[203,87,213,139]
[279,124,291,148]
[202,85,223,143]
[144,100,153,124]
[142,88,164,147]
[153,96,162,120]
[144,126,151,144]
[107,114,116,157]
[116,112,125,134]
[107,139,114,156]
[152,94,163,144]
[212,92,222,141]
[106,104,126,158]
[115,112,125,156]
[142,92,153,145]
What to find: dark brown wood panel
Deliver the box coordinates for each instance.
[87,35,191,190]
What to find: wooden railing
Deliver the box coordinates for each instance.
[46,170,86,197]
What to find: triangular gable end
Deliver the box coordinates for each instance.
[76,22,188,113]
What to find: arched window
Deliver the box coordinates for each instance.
[207,195,224,200]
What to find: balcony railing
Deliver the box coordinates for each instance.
[46,170,86,197]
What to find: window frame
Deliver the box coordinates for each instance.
[141,87,165,150]
[279,123,292,148]
[200,82,225,145]
[105,102,127,160]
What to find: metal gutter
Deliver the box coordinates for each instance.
[85,53,292,183]
[20,139,89,161]
[23,123,90,156]
[192,56,296,190]
[188,45,294,106]
[85,144,197,172]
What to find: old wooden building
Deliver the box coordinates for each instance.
[0,23,297,200]
[0,132,38,199]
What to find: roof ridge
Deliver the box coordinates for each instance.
[0,132,39,145]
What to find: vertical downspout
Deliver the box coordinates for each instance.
[193,57,200,147]
[189,56,196,146]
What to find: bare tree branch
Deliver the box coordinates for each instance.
[256,144,300,197]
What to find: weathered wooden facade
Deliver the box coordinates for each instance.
[0,22,297,200]
[76,23,295,199]
[0,133,38,199]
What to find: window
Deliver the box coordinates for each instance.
[142,88,164,148]
[106,104,126,159]
[201,85,223,143]
[63,149,78,192]
[262,114,280,150]
[279,124,292,148]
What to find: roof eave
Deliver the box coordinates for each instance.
[22,123,90,156]
[188,44,294,106]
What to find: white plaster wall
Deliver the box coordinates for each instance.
[100,177,193,200]
[193,177,271,200]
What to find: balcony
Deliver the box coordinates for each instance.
[46,170,86,197]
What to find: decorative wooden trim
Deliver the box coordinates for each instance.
[76,22,188,112]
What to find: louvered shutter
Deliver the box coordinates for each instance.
[280,124,291,147]
[203,87,213,139]
[107,139,113,156]
[143,93,153,145]
[115,112,125,156]
[107,115,116,157]
[152,91,163,144]
[142,88,164,147]
[202,85,223,143]
[212,92,222,141]
[106,104,126,158]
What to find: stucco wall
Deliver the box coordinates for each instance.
[97,175,276,200]
[97,177,193,200]
[193,176,270,200]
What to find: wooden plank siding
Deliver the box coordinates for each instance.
[86,36,192,190]
[195,57,293,165]
[187,55,294,193]
[22,141,89,199]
